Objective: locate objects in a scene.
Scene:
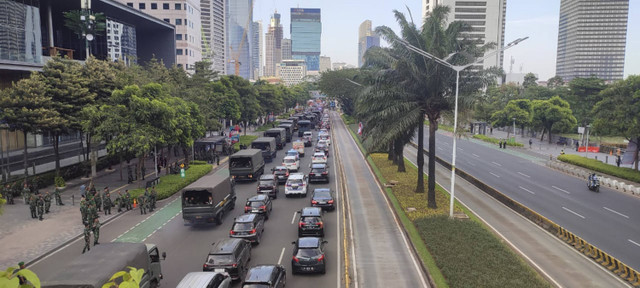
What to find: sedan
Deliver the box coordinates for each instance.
[244,195,273,219]
[311,153,328,165]
[291,237,327,274]
[314,143,329,156]
[308,163,329,183]
[272,166,289,184]
[311,188,335,211]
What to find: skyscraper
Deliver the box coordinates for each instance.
[264,11,283,77]
[358,20,380,67]
[423,0,506,71]
[201,0,226,74]
[290,8,321,71]
[556,0,629,81]
[251,21,262,79]
[226,0,253,79]
[319,56,331,72]
[282,38,292,60]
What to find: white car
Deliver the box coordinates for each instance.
[311,152,328,165]
[285,173,308,197]
[318,139,330,147]
[283,156,300,171]
[286,149,300,161]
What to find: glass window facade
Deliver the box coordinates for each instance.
[225,0,253,79]
[0,0,42,64]
[106,18,137,65]
[290,8,321,71]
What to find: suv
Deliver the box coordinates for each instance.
[315,143,329,156]
[298,207,324,237]
[291,237,327,274]
[311,152,327,165]
[271,166,289,184]
[311,188,335,211]
[309,163,329,183]
[285,173,308,198]
[203,239,252,281]
[230,213,265,244]
[244,194,273,219]
[282,156,300,172]
[257,174,279,199]
[242,265,286,288]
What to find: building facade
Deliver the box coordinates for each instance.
[358,20,379,67]
[423,0,506,71]
[281,38,291,60]
[556,0,628,81]
[225,0,252,79]
[276,59,306,86]
[121,0,201,71]
[201,0,226,74]
[319,56,331,72]
[264,11,282,77]
[290,8,321,71]
[251,20,262,79]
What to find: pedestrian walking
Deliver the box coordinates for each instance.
[93,218,101,245]
[82,223,91,254]
[44,191,52,213]
[54,187,63,205]
[4,184,14,205]
[36,195,44,221]
[80,198,88,224]
[80,183,86,197]
[529,138,533,149]
[28,195,37,219]
[576,141,579,151]
[138,194,147,215]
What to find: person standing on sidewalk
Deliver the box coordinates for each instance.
[94,189,102,212]
[44,191,52,213]
[103,191,112,215]
[116,191,123,212]
[80,182,86,197]
[93,218,101,245]
[28,194,37,219]
[54,187,63,205]
[82,223,91,254]
[138,194,147,215]
[529,138,533,149]
[22,182,30,205]
[125,190,132,210]
[36,195,45,221]
[80,198,87,224]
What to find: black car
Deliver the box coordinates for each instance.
[298,207,324,237]
[271,166,289,184]
[257,174,279,199]
[242,265,286,288]
[311,188,335,211]
[291,237,327,274]
[203,238,252,281]
[244,195,273,219]
[315,143,329,156]
[308,163,329,183]
[230,213,265,244]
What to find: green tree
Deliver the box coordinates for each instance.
[592,75,640,170]
[523,72,538,88]
[491,99,532,138]
[564,77,606,127]
[532,96,577,143]
[0,264,41,288]
[547,75,564,89]
[318,69,362,116]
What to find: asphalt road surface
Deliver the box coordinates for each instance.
[418,129,640,271]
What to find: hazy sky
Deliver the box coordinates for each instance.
[254,1,639,80]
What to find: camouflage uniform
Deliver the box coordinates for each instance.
[28,195,37,219]
[103,192,112,215]
[116,192,123,212]
[93,218,101,245]
[43,192,52,213]
[125,191,132,210]
[36,195,44,221]
[80,200,88,224]
[138,194,147,215]
[82,224,91,254]
[150,187,157,211]
[94,190,102,212]
[54,187,63,205]
[22,184,31,205]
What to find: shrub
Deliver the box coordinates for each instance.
[127,162,212,200]
[558,154,640,183]
[473,134,524,147]
[255,121,280,132]
[54,176,66,187]
[341,114,356,125]
[233,135,258,152]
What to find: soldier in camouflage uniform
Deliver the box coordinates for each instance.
[36,195,44,221]
[103,191,112,215]
[94,189,102,212]
[54,187,63,205]
[116,191,123,212]
[4,184,14,205]
[22,182,30,205]
[93,218,101,245]
[80,198,88,224]
[87,204,97,226]
[138,194,147,215]
[125,190,132,210]
[28,194,37,219]
[43,191,52,213]
[82,223,91,254]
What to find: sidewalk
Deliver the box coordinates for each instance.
[0,148,192,268]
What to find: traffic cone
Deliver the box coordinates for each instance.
[133,198,137,208]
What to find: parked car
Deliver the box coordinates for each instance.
[257,174,279,199]
[285,173,309,198]
[291,237,327,274]
[244,194,273,219]
[230,213,265,244]
[282,156,300,172]
[311,152,328,165]
[272,166,289,184]
[308,163,329,183]
[298,207,324,237]
[203,238,252,281]
[311,188,335,211]
[242,265,286,288]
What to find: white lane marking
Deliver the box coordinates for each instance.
[629,239,640,248]
[277,247,286,265]
[291,211,298,224]
[518,186,535,195]
[603,207,630,219]
[517,172,531,178]
[562,206,586,219]
[472,153,480,158]
[552,186,571,194]
[466,161,476,167]
[489,172,500,178]
[491,161,502,167]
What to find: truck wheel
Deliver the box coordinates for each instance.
[229,200,236,210]
[215,211,224,225]
[150,280,158,288]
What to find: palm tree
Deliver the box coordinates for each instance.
[366,6,496,208]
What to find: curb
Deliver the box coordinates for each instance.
[545,160,640,197]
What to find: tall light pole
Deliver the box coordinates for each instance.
[585,124,591,158]
[396,37,528,218]
[512,117,516,144]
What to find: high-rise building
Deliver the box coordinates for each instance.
[556,0,629,81]
[358,20,380,67]
[201,0,226,74]
[423,0,506,71]
[226,0,253,79]
[319,56,331,72]
[282,38,292,60]
[290,8,321,71]
[264,11,283,77]
[119,0,202,71]
[276,59,307,86]
[251,21,262,79]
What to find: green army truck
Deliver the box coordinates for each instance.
[182,171,236,225]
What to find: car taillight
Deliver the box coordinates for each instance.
[312,200,318,204]
[328,200,334,204]
[203,264,208,268]
[244,207,250,212]
[322,172,328,175]
[250,228,256,234]
[232,263,237,268]
[248,174,252,178]
[317,255,325,262]
[292,256,299,263]
[298,222,304,228]
[229,230,235,235]
[260,205,266,210]
[318,222,323,228]
[286,172,289,176]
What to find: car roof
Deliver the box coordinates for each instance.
[287,149,298,153]
[245,265,277,282]
[313,188,331,193]
[248,194,268,201]
[177,272,226,288]
[259,174,276,180]
[288,173,304,179]
[274,166,287,170]
[209,238,244,254]
[311,163,326,169]
[283,156,297,160]
[313,152,325,156]
[297,237,322,248]
[236,213,258,222]
[301,207,322,216]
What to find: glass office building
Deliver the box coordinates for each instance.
[226,0,253,79]
[290,8,320,71]
[0,0,42,64]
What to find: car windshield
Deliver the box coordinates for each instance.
[284,158,296,164]
[251,142,269,151]
[302,216,320,224]
[259,180,274,186]
[314,191,331,199]
[311,168,325,173]
[233,223,253,231]
[247,201,264,208]
[206,254,235,265]
[274,170,287,175]
[288,179,303,185]
[287,151,297,156]
[296,248,321,258]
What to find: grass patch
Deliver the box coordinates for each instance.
[558,154,640,183]
[128,162,212,200]
[233,135,258,151]
[415,215,551,288]
[559,133,627,146]
[254,121,280,132]
[473,134,524,147]
[341,114,356,125]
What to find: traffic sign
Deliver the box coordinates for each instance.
[180,168,185,178]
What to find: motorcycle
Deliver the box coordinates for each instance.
[587,177,600,192]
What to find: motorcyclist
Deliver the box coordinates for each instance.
[588,173,598,188]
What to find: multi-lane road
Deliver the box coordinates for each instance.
[418,129,640,271]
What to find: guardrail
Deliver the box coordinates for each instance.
[409,141,640,287]
[546,160,640,196]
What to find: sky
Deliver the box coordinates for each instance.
[254,1,639,80]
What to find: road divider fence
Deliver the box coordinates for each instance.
[409,141,640,287]
[546,160,640,196]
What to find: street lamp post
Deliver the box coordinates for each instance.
[396,37,528,218]
[586,124,591,158]
[512,117,516,144]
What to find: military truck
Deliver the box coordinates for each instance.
[229,149,265,182]
[251,137,277,162]
[42,242,165,288]
[263,128,286,150]
[278,123,293,142]
[182,172,236,225]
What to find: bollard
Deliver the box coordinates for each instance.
[72,194,75,206]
